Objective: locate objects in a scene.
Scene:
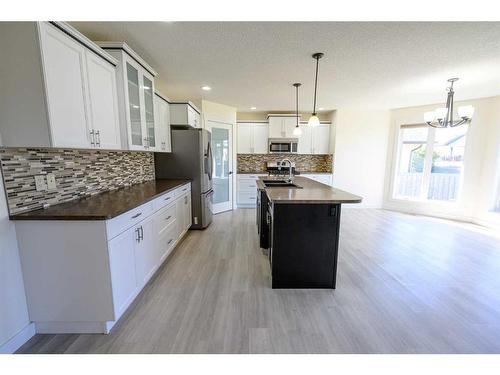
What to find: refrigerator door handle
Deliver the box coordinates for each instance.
[206,141,213,181]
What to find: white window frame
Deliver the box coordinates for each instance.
[391,123,467,204]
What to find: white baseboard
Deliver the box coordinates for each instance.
[0,323,35,354]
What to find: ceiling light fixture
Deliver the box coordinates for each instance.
[308,52,324,127]
[292,83,302,136]
[201,85,212,91]
[250,107,257,110]
[424,78,474,128]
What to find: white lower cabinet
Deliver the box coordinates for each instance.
[302,174,333,186]
[237,174,266,207]
[15,182,192,334]
[108,227,138,319]
[133,216,156,289]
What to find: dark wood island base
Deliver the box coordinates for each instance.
[256,176,362,289]
[270,203,341,288]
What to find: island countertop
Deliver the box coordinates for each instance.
[257,176,362,204]
[9,179,191,221]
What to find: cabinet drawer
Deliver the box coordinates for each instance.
[152,190,176,212]
[238,179,258,192]
[106,202,153,240]
[238,174,262,180]
[175,183,191,197]
[154,203,176,235]
[158,220,179,264]
[238,191,258,205]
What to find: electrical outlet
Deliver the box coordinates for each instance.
[47,173,57,190]
[34,175,47,191]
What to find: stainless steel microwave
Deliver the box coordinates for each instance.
[268,138,298,153]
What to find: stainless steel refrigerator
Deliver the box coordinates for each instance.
[154,127,213,229]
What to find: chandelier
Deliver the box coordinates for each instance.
[424,78,474,128]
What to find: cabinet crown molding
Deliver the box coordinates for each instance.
[49,22,118,66]
[96,41,158,77]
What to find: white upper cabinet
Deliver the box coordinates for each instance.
[253,123,269,153]
[99,42,158,151]
[297,124,313,154]
[297,123,331,154]
[237,122,268,154]
[0,22,120,149]
[39,22,91,148]
[312,124,331,154]
[267,115,300,139]
[154,93,172,152]
[85,49,121,149]
[283,117,298,138]
[237,123,253,153]
[170,102,201,128]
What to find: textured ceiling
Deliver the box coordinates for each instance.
[71,21,500,111]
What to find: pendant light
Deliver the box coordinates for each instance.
[292,83,302,136]
[424,78,474,128]
[308,52,324,127]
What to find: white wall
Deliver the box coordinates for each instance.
[201,100,238,209]
[385,95,500,227]
[333,109,391,208]
[0,175,32,353]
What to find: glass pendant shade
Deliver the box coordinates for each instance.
[458,105,474,119]
[424,111,436,123]
[293,125,302,136]
[435,107,448,120]
[308,114,320,127]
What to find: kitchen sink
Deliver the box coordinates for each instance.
[262,180,302,188]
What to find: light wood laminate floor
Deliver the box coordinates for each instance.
[17,209,500,353]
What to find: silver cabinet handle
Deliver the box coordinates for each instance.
[95,130,101,147]
[143,137,149,149]
[165,215,172,220]
[131,212,142,219]
[184,196,188,204]
[139,225,144,241]
[135,227,141,242]
[167,238,173,245]
[90,129,95,146]
[164,196,171,201]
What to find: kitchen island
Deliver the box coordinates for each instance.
[256,176,362,289]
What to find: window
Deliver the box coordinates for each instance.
[393,123,468,202]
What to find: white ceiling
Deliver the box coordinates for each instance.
[71,22,500,112]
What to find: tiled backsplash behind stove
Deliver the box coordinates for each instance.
[0,148,155,215]
[237,153,333,173]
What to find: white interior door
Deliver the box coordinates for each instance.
[206,121,233,214]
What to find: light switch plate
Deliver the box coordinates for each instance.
[34,175,47,191]
[47,173,57,190]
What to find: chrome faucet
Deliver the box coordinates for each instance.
[280,158,294,183]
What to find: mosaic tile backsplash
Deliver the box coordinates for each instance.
[0,148,155,215]
[237,154,333,173]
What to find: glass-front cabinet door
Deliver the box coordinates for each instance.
[126,62,144,148]
[142,75,156,149]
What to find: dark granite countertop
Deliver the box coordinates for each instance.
[10,179,191,221]
[256,176,362,204]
